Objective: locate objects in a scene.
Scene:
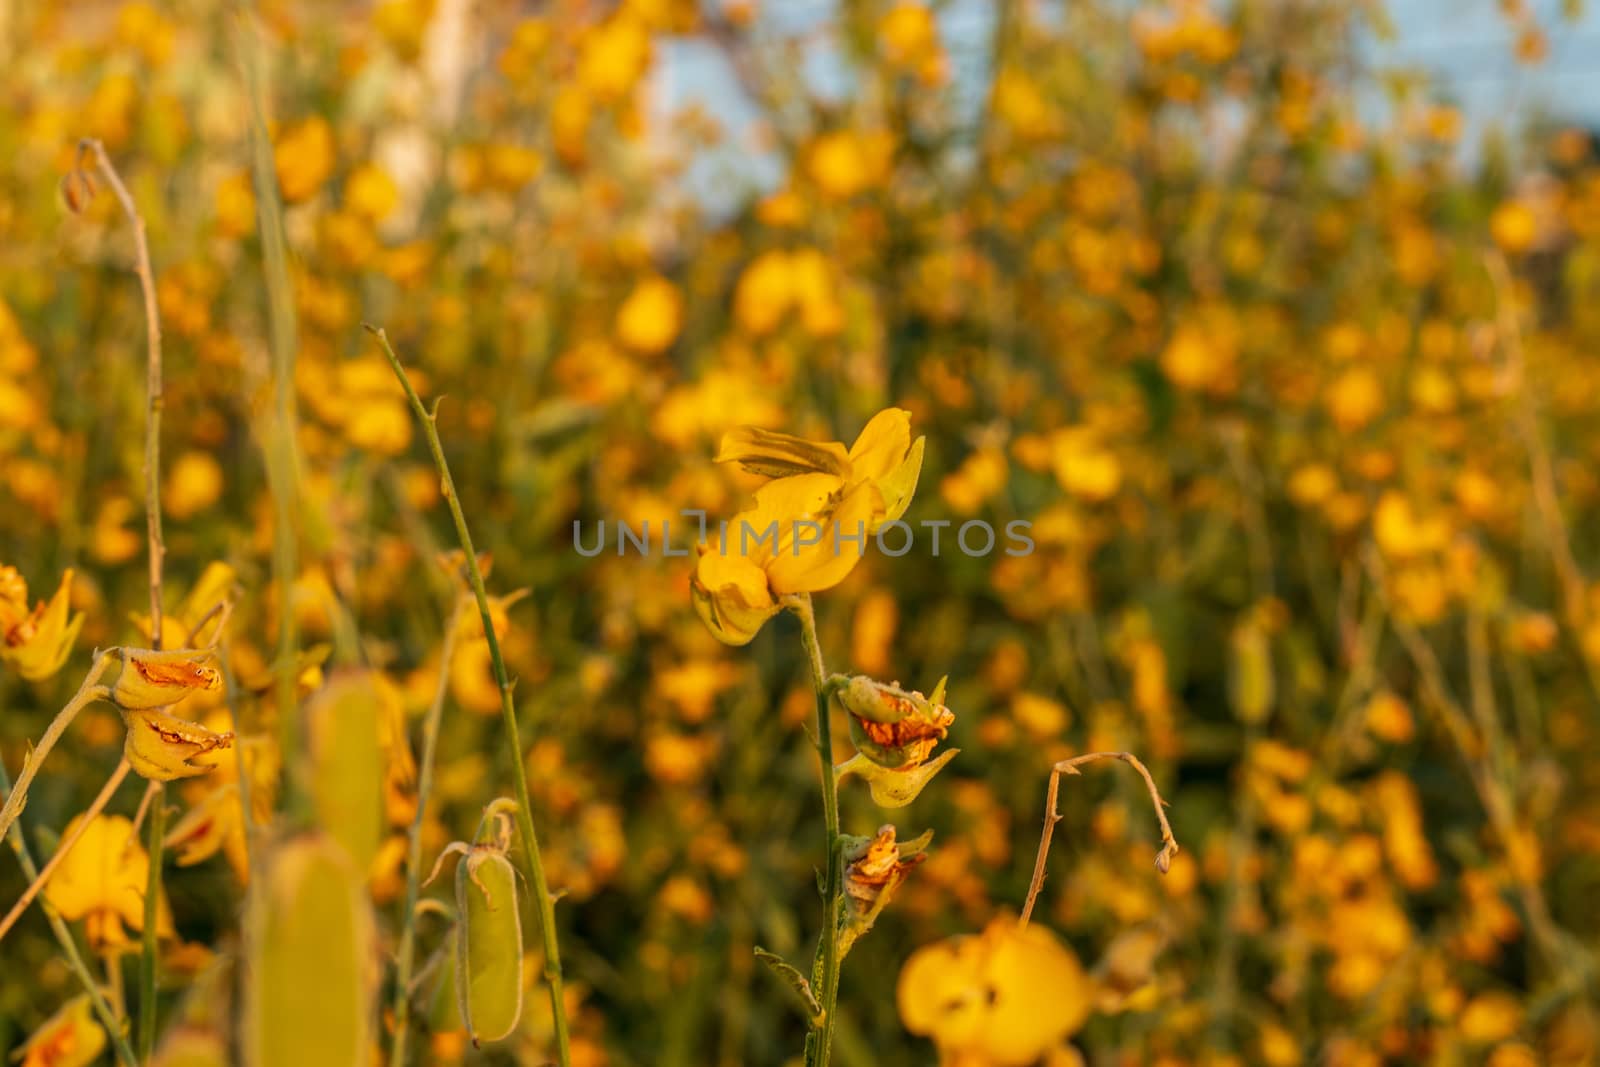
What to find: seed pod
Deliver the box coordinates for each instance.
[455,847,524,1045]
[246,833,375,1067]
[305,672,385,871]
[427,928,464,1033]
[1228,615,1275,726]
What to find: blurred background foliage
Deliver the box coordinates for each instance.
[2,0,1600,1063]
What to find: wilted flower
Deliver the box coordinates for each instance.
[13,995,105,1067]
[837,674,956,768]
[0,566,84,681]
[44,813,175,951]
[844,825,929,912]
[123,705,235,781]
[898,917,1092,1066]
[110,647,221,710]
[840,825,932,955]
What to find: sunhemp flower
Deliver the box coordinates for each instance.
[693,409,925,646]
[0,565,85,681]
[111,648,234,780]
[898,917,1092,1066]
[716,407,925,532]
[44,813,176,951]
[13,995,106,1067]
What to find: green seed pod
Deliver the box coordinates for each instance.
[306,672,385,871]
[246,833,375,1067]
[455,848,524,1046]
[1228,617,1274,725]
[427,929,464,1033]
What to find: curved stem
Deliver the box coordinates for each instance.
[389,597,464,1067]
[367,325,572,1067]
[786,594,842,1067]
[1019,751,1178,928]
[0,758,132,942]
[0,657,114,842]
[138,780,166,1061]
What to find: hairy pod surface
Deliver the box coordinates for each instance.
[455,848,524,1045]
[246,833,375,1067]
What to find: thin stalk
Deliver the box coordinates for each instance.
[76,139,164,644]
[0,654,115,842]
[390,597,464,1066]
[1018,751,1177,928]
[786,594,842,1067]
[77,138,169,1064]
[238,3,304,817]
[0,758,132,942]
[138,781,166,1061]
[366,325,572,1066]
[0,760,138,1067]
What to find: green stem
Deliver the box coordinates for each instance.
[389,598,464,1067]
[789,594,842,1067]
[239,3,304,818]
[138,782,165,1061]
[0,759,138,1067]
[367,325,573,1067]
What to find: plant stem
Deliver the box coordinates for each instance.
[1019,751,1177,928]
[138,779,166,1061]
[77,139,164,648]
[0,758,132,942]
[786,594,842,1067]
[366,325,572,1067]
[0,759,138,1067]
[390,597,464,1067]
[0,655,114,842]
[239,4,304,818]
[77,137,169,1065]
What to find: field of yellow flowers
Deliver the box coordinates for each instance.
[3,1,1600,1064]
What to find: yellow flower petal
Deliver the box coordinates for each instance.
[847,408,913,483]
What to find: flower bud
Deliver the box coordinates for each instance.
[111,648,221,710]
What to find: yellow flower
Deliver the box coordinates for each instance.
[166,718,279,881]
[163,450,224,520]
[808,130,892,199]
[898,917,1092,1066]
[13,995,106,1067]
[577,14,651,101]
[716,407,926,532]
[1490,200,1538,254]
[345,163,400,222]
[44,814,175,951]
[274,116,336,204]
[215,170,257,238]
[694,411,925,645]
[693,473,878,644]
[0,566,84,681]
[615,275,684,355]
